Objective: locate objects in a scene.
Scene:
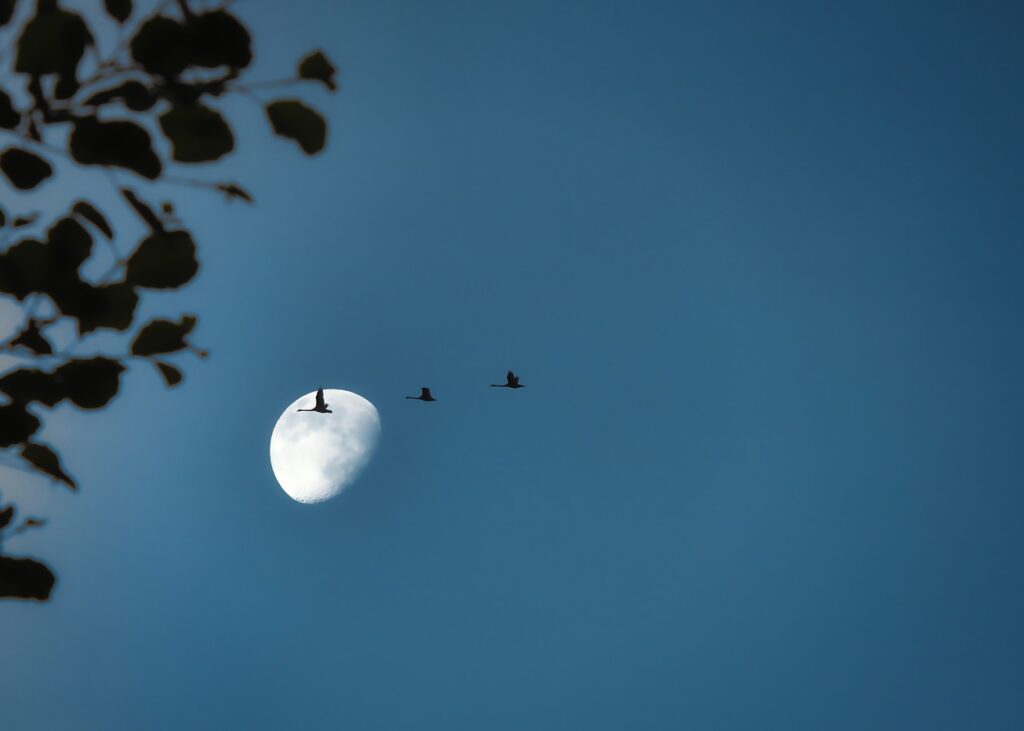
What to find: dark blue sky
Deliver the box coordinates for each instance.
[3,1,1023,728]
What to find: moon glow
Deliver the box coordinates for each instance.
[269,389,381,503]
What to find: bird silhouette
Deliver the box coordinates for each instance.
[406,387,437,401]
[490,370,525,389]
[297,388,332,413]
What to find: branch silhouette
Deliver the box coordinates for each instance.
[0,0,338,601]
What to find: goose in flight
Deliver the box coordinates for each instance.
[297,388,332,413]
[406,387,437,401]
[490,370,525,389]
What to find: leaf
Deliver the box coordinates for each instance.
[103,0,131,24]
[54,357,125,410]
[0,147,53,190]
[125,231,198,289]
[0,403,40,447]
[216,182,253,203]
[45,217,93,274]
[71,201,113,239]
[266,100,327,155]
[70,118,161,179]
[155,361,183,386]
[0,0,15,27]
[15,4,93,76]
[83,80,155,111]
[0,369,65,407]
[131,315,197,356]
[120,188,164,232]
[0,89,19,129]
[0,557,56,601]
[0,239,49,298]
[50,280,138,333]
[130,15,189,76]
[186,10,252,70]
[54,73,79,100]
[21,443,75,488]
[0,506,12,529]
[298,50,337,91]
[0,217,92,301]
[159,104,234,163]
[10,320,53,355]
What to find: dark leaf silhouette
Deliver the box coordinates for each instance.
[155,361,183,386]
[51,280,138,333]
[54,357,124,410]
[71,200,114,239]
[14,4,93,76]
[130,15,188,76]
[266,100,326,155]
[0,0,16,26]
[132,315,197,356]
[0,557,56,600]
[298,50,337,91]
[10,320,53,355]
[0,403,41,447]
[0,218,92,298]
[21,443,75,488]
[0,88,19,128]
[0,0,337,605]
[187,10,252,69]
[103,0,131,24]
[0,369,65,407]
[159,104,234,162]
[0,238,49,298]
[54,72,79,100]
[46,217,93,273]
[70,118,161,179]
[216,182,253,203]
[0,147,53,189]
[126,231,198,289]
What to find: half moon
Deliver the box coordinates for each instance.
[269,389,381,503]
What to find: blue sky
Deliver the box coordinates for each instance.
[2,0,1023,728]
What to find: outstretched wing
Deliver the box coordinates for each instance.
[315,388,326,408]
[507,370,518,386]
[421,387,432,398]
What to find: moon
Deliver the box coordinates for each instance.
[269,389,381,503]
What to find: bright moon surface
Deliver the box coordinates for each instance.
[269,389,381,503]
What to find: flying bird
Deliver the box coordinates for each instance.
[490,370,525,389]
[297,388,332,413]
[406,387,437,401]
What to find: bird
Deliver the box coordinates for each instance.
[406,387,437,401]
[490,370,525,389]
[297,388,332,413]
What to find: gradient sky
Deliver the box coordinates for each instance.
[2,1,1023,728]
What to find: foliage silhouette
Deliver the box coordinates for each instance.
[0,0,336,600]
